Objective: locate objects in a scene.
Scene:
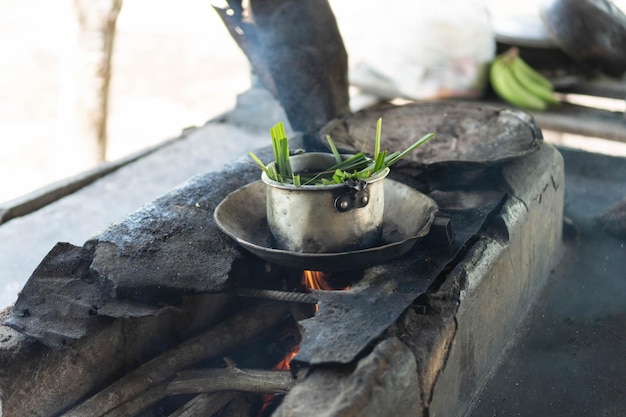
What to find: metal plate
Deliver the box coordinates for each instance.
[318,101,542,168]
[214,179,438,271]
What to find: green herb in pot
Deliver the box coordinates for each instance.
[249,118,435,186]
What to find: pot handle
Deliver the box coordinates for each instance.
[334,188,370,212]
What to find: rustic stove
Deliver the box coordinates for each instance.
[0,101,564,417]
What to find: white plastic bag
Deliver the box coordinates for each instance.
[349,0,495,106]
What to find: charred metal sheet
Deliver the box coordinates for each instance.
[294,190,507,365]
[215,0,350,134]
[424,217,454,248]
[3,243,163,347]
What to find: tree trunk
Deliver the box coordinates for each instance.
[57,0,123,168]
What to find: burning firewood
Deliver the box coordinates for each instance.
[167,359,305,395]
[167,392,238,417]
[59,302,289,417]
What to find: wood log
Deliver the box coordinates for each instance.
[218,393,258,417]
[100,382,167,417]
[167,392,238,417]
[104,363,301,416]
[60,302,289,417]
[167,366,303,395]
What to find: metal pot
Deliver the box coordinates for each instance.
[262,153,389,253]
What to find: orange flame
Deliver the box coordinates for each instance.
[258,271,351,416]
[301,270,350,313]
[302,270,334,291]
[274,347,299,370]
[258,345,300,416]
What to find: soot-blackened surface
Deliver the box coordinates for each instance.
[3,153,274,347]
[295,186,507,365]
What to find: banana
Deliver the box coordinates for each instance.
[489,47,560,110]
[510,57,560,105]
[489,56,547,111]
[510,54,552,90]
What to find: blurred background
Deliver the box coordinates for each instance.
[0,0,249,203]
[1,0,624,204]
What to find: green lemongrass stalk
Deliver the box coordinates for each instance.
[383,132,435,168]
[326,135,342,164]
[302,152,371,185]
[373,149,387,172]
[249,151,276,181]
[270,122,292,178]
[251,120,436,186]
[374,117,382,161]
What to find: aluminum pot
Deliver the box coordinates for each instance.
[262,153,389,253]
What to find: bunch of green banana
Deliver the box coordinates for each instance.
[489,47,559,111]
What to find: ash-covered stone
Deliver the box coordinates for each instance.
[89,158,265,300]
[3,152,274,346]
[275,337,420,417]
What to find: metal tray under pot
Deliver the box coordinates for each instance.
[214,179,438,271]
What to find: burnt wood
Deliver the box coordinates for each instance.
[167,392,238,417]
[59,302,288,417]
[167,365,303,395]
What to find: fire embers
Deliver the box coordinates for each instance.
[258,269,352,415]
[258,344,300,416]
[301,270,351,313]
[302,270,335,291]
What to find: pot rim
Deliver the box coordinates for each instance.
[261,152,390,190]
